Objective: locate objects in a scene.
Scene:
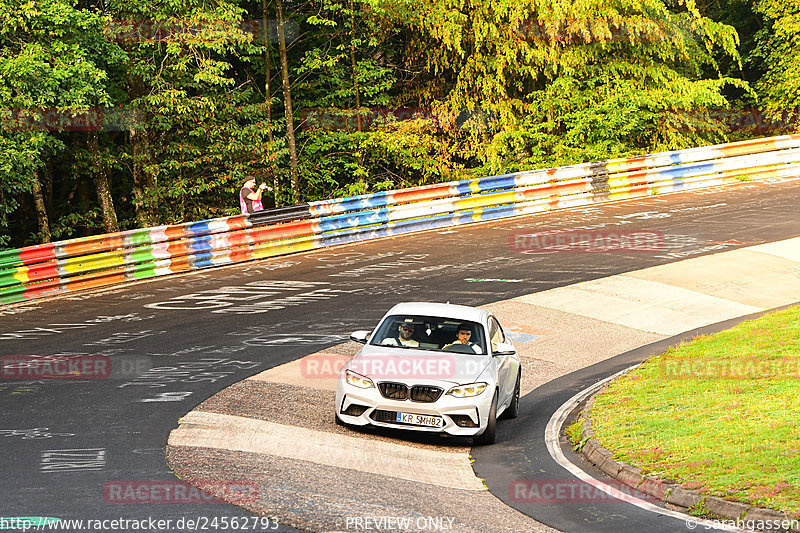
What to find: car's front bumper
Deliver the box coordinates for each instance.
[335,382,494,437]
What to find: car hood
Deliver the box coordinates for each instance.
[348,344,493,386]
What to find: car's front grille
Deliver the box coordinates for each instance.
[378,383,443,402]
[371,409,398,423]
[410,385,443,403]
[378,382,408,400]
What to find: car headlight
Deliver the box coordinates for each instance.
[345,369,375,389]
[447,382,487,398]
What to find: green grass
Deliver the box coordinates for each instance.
[589,305,800,515]
[566,417,588,451]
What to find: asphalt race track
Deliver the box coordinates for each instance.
[1,177,799,532]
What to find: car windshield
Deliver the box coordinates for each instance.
[368,315,486,354]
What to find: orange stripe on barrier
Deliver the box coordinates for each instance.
[392,184,453,203]
[168,255,192,273]
[716,136,786,157]
[164,225,186,241]
[62,235,124,257]
[65,270,127,292]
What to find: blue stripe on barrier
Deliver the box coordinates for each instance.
[479,175,518,191]
[189,252,215,269]
[188,236,213,252]
[316,208,390,232]
[187,221,211,237]
[475,204,519,221]
[660,161,717,179]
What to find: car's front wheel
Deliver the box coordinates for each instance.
[500,371,521,420]
[473,391,497,445]
[335,412,346,426]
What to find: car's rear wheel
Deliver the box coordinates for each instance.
[474,391,497,445]
[500,371,521,420]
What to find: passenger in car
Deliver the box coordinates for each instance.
[381,323,420,347]
[442,324,482,354]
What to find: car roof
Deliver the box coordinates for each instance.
[382,302,489,323]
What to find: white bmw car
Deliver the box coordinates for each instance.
[335,302,521,445]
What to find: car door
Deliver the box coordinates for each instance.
[489,316,514,405]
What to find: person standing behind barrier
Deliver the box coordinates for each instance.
[239,176,270,214]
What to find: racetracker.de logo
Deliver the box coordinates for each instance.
[509,229,664,253]
[103,480,259,505]
[1,355,111,380]
[510,479,663,504]
[300,354,458,380]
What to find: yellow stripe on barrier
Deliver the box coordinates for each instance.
[59,251,126,274]
[14,266,29,285]
[454,191,516,210]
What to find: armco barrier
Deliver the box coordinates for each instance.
[2,134,799,305]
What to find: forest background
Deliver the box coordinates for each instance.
[0,0,798,248]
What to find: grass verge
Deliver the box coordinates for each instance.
[589,304,800,515]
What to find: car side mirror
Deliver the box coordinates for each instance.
[493,342,516,356]
[350,330,371,344]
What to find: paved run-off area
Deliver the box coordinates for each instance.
[167,236,800,532]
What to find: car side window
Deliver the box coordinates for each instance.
[489,317,505,348]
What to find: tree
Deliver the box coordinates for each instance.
[0,0,122,245]
[751,0,800,129]
[386,0,746,172]
[103,0,275,224]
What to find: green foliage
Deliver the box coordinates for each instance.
[0,0,124,246]
[752,0,800,124]
[1,0,797,247]
[393,0,748,171]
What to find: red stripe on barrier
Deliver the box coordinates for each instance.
[19,244,56,265]
[517,180,588,200]
[251,220,316,241]
[226,228,253,263]
[25,262,60,283]
[23,279,61,299]
[226,216,248,232]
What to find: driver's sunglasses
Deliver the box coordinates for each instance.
[401,327,414,332]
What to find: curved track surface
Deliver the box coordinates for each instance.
[1,178,799,531]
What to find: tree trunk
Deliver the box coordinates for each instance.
[349,0,362,132]
[31,169,51,243]
[262,0,279,206]
[127,73,159,227]
[276,0,300,203]
[44,156,54,214]
[88,131,119,233]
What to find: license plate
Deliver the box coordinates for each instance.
[396,412,443,427]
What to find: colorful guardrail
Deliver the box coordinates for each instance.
[2,134,799,305]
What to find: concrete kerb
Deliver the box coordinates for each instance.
[571,382,799,531]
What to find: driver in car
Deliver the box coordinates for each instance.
[442,324,482,354]
[381,322,419,347]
